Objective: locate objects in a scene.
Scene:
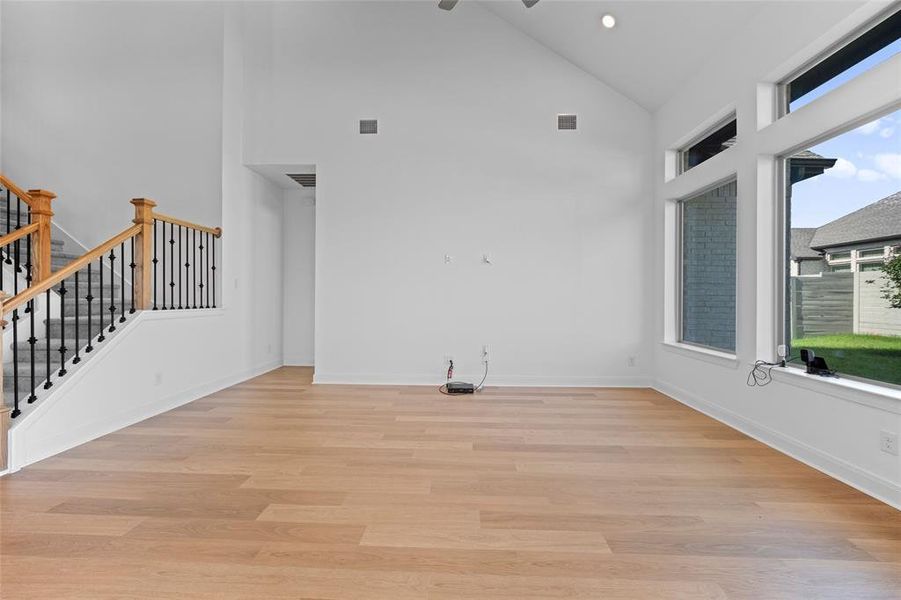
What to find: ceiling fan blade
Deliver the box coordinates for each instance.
[522,0,540,7]
[438,0,459,10]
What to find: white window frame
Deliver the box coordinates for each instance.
[673,176,739,356]
[775,105,901,390]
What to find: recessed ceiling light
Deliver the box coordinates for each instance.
[601,14,616,29]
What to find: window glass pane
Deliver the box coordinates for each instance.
[785,109,901,387]
[678,117,736,173]
[859,262,885,272]
[681,180,737,352]
[787,9,901,112]
[859,248,885,258]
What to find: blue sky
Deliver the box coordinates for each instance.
[790,39,900,229]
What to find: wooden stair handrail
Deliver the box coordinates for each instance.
[0,173,34,205]
[153,213,222,238]
[2,224,141,315]
[0,223,40,250]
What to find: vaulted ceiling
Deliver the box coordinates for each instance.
[479,1,835,111]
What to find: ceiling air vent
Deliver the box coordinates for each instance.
[359,119,378,135]
[287,173,316,188]
[557,114,577,131]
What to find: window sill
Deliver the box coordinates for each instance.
[772,366,901,414]
[661,341,740,369]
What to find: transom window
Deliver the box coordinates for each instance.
[782,8,901,113]
[677,115,736,174]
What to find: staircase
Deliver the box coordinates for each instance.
[2,220,123,408]
[0,174,221,450]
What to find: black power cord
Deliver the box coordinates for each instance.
[746,356,803,387]
[438,358,489,395]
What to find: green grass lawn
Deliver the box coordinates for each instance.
[792,334,901,386]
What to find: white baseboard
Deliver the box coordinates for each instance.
[313,371,650,388]
[8,359,281,473]
[283,356,314,367]
[653,378,901,510]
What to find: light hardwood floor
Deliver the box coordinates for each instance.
[1,366,899,599]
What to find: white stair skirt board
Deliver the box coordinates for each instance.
[6,309,280,472]
[653,379,901,511]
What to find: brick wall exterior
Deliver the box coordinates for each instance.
[681,181,737,352]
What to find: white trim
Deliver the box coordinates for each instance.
[654,378,901,510]
[283,356,314,367]
[660,341,739,369]
[313,372,650,388]
[773,365,901,414]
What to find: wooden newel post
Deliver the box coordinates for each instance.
[131,198,157,310]
[27,189,57,283]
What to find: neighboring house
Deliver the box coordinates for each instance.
[809,191,901,273]
[789,227,825,276]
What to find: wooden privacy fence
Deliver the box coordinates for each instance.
[791,272,901,338]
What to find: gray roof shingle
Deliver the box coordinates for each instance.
[790,228,821,259]
[809,191,901,249]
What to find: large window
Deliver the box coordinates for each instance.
[679,180,737,353]
[782,8,901,113]
[784,109,901,387]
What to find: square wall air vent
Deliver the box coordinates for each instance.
[360,119,378,134]
[557,114,577,130]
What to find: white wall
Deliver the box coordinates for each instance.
[652,1,901,507]
[1,0,223,248]
[282,189,316,366]
[244,1,653,386]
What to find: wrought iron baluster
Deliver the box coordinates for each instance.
[25,215,33,291]
[198,232,205,308]
[27,299,37,403]
[120,242,126,323]
[98,257,106,343]
[86,263,95,352]
[153,219,159,310]
[205,232,211,308]
[11,308,20,418]
[169,222,175,310]
[73,271,81,365]
[130,236,136,314]
[13,198,21,295]
[161,219,167,310]
[43,288,52,390]
[58,279,68,377]
[4,188,11,263]
[108,249,117,332]
[192,228,197,308]
[178,225,183,309]
[212,235,217,308]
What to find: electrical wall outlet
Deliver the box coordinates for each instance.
[482,345,490,363]
[154,372,163,386]
[627,356,636,367]
[443,354,454,365]
[879,431,898,456]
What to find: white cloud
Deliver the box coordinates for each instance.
[826,157,857,178]
[874,153,901,179]
[879,127,895,139]
[857,169,888,182]
[856,119,881,135]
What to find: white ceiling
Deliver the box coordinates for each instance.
[480,0,777,110]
